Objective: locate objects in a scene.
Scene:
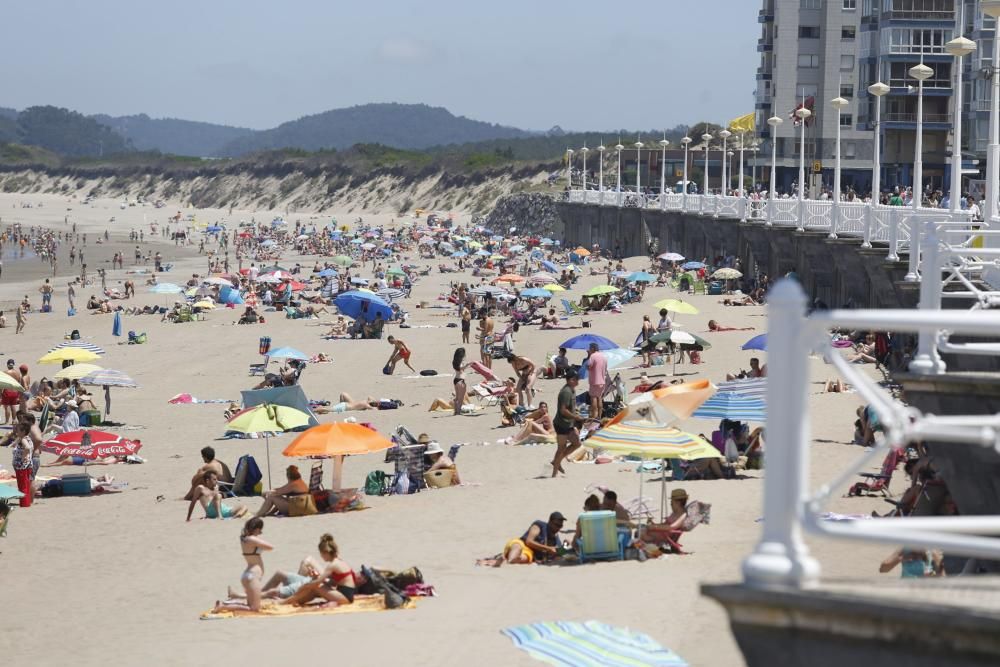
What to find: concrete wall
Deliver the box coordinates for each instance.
[558,202,917,309]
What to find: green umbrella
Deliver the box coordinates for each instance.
[332,255,353,267]
[386,266,406,277]
[583,285,620,297]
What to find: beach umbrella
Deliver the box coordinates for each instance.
[0,373,23,392]
[741,333,767,351]
[628,271,656,283]
[649,330,696,345]
[257,275,282,284]
[48,341,105,356]
[149,283,183,294]
[583,285,619,297]
[193,300,216,309]
[520,287,552,299]
[541,260,560,273]
[502,620,688,667]
[628,380,718,422]
[716,378,767,400]
[653,299,699,315]
[611,271,631,279]
[349,277,370,286]
[226,404,311,488]
[376,288,407,302]
[264,270,293,280]
[528,271,556,284]
[203,277,235,286]
[451,251,468,258]
[332,255,353,267]
[80,369,138,415]
[386,266,407,277]
[603,348,638,369]
[317,268,338,278]
[475,249,491,257]
[55,363,103,381]
[467,240,482,248]
[540,237,555,246]
[260,240,278,248]
[509,244,525,252]
[658,252,685,261]
[572,247,591,256]
[43,430,142,460]
[496,274,524,284]
[283,423,394,491]
[490,254,506,261]
[206,225,223,233]
[691,392,766,421]
[560,333,618,351]
[38,348,100,365]
[350,238,364,245]
[361,243,376,250]
[266,347,310,362]
[112,311,122,337]
[470,285,507,298]
[587,422,720,460]
[681,261,706,270]
[712,268,743,280]
[334,290,393,321]
[542,283,566,292]
[219,286,244,305]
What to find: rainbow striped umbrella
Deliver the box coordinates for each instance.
[585,422,721,460]
[691,392,766,421]
[502,620,688,667]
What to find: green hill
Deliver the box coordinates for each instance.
[90,113,254,157]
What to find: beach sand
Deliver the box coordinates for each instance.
[0,193,892,666]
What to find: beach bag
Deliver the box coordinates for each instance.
[378,399,401,410]
[365,470,389,496]
[382,364,392,375]
[286,493,318,517]
[67,308,76,317]
[70,329,81,340]
[233,455,263,496]
[393,472,412,496]
[724,436,739,464]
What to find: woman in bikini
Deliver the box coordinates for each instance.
[285,533,356,607]
[452,347,469,416]
[213,517,273,612]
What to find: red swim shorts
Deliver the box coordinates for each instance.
[1,389,20,406]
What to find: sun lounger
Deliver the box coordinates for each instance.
[576,510,628,563]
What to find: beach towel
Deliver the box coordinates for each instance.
[199,594,416,620]
[168,393,234,405]
[502,620,688,667]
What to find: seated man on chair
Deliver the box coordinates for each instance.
[184,446,233,500]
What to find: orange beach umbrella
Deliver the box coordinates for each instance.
[283,423,394,490]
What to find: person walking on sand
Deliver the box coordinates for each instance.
[551,369,583,477]
[15,303,26,335]
[586,342,608,419]
[39,279,52,312]
[385,336,415,375]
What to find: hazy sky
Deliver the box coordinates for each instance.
[5,0,759,131]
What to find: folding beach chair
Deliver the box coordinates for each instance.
[848,447,903,497]
[308,461,324,492]
[576,511,628,563]
[691,280,706,295]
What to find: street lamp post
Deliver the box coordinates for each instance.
[565,148,573,191]
[659,137,670,198]
[867,81,890,249]
[985,1,1000,225]
[795,98,812,231]
[946,33,976,213]
[634,139,644,198]
[738,133,747,197]
[615,142,624,206]
[681,136,692,210]
[727,150,735,192]
[701,133,713,197]
[580,145,589,193]
[767,116,783,212]
[719,129,732,194]
[907,60,933,282]
[830,96,850,239]
[597,144,606,193]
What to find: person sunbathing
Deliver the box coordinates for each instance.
[499,402,554,445]
[285,533,356,607]
[427,395,473,412]
[424,442,461,485]
[186,470,247,521]
[847,334,878,364]
[254,465,309,517]
[327,392,378,413]
[499,511,566,565]
[226,552,327,602]
[720,295,757,306]
[707,319,755,332]
[325,316,349,337]
[184,446,234,500]
[824,378,848,393]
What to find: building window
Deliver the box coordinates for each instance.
[884,0,955,21]
[842,26,856,40]
[841,54,856,71]
[843,0,857,9]
[840,114,854,127]
[798,54,820,68]
[888,60,951,89]
[800,0,822,8]
[799,26,821,38]
[844,142,857,158]
[796,84,819,98]
[840,84,854,98]
[881,27,953,55]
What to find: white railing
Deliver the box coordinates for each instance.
[743,278,1000,589]
[565,189,975,272]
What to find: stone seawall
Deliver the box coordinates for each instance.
[557,202,920,309]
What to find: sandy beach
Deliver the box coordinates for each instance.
[0,192,893,667]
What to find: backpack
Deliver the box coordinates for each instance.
[233,455,263,496]
[70,329,80,340]
[364,470,389,496]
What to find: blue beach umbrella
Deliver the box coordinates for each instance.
[541,260,559,272]
[206,225,223,233]
[691,392,767,421]
[520,287,552,299]
[451,251,468,258]
[741,333,767,351]
[219,286,244,305]
[540,237,555,245]
[149,283,183,294]
[267,347,310,362]
[681,261,706,270]
[628,271,656,283]
[333,291,393,321]
[560,333,619,351]
[475,249,491,257]
[317,269,338,278]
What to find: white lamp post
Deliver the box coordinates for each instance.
[701,133,713,195]
[830,96,850,239]
[868,81,890,208]
[580,144,589,192]
[727,150,735,193]
[634,139,644,195]
[909,60,933,211]
[751,140,760,190]
[681,136,692,209]
[795,100,812,232]
[615,142,624,201]
[984,1,1000,224]
[946,33,976,213]
[767,115,783,204]
[597,144,606,193]
[565,148,573,190]
[719,129,732,194]
[738,133,747,196]
[659,137,670,196]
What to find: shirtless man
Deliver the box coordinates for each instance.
[506,353,537,406]
[184,446,234,501]
[477,308,495,368]
[385,336,415,374]
[185,470,247,521]
[2,360,23,424]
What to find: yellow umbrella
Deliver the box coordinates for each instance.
[193,300,216,309]
[226,404,312,488]
[55,363,103,381]
[38,348,100,364]
[653,299,700,315]
[542,283,566,292]
[0,373,24,391]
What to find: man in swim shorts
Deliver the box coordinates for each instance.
[501,512,566,565]
[385,336,415,375]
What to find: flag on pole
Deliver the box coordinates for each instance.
[728,113,756,133]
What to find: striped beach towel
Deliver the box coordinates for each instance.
[502,620,688,666]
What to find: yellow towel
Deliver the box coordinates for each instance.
[200,594,416,620]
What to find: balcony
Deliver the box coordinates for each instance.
[975,99,992,113]
[883,112,952,124]
[757,40,773,53]
[881,10,958,23]
[756,68,772,81]
[758,7,774,23]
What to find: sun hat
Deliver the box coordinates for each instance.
[671,488,689,502]
[417,433,431,444]
[424,442,444,456]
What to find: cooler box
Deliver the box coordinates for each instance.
[62,473,91,496]
[80,410,102,427]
